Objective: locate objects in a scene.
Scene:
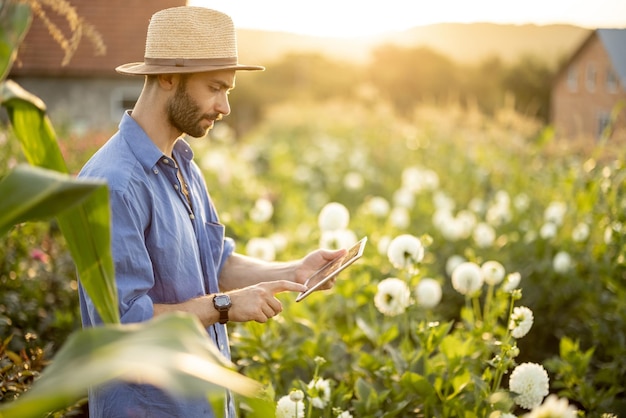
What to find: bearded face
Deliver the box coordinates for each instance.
[167,76,216,138]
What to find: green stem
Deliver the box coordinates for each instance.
[491,294,516,392]
[472,295,483,325]
[483,285,494,325]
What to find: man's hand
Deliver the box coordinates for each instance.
[295,248,348,290]
[227,280,306,323]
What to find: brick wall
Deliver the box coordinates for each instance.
[551,33,626,142]
[11,0,186,77]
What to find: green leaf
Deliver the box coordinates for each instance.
[1,80,67,172]
[400,372,435,398]
[2,80,119,324]
[56,187,119,324]
[0,2,32,81]
[0,313,263,418]
[0,164,105,236]
[447,369,471,400]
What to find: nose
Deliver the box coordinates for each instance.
[215,92,231,117]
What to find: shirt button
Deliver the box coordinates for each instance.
[189,214,195,220]
[153,168,159,174]
[162,158,169,164]
[174,184,179,190]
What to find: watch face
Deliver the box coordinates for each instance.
[214,294,231,308]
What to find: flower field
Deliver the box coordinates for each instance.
[1,99,625,417]
[195,100,626,417]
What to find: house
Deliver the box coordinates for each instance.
[9,0,186,133]
[550,29,626,142]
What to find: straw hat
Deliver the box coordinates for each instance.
[116,6,264,75]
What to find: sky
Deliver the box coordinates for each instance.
[189,0,626,38]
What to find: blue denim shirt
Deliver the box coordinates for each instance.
[78,112,236,417]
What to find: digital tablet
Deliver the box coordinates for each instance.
[296,237,367,302]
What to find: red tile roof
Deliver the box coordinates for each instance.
[11,0,186,77]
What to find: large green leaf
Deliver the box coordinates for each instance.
[56,187,120,324]
[1,79,119,324]
[1,80,67,173]
[0,164,105,236]
[0,313,263,418]
[0,2,31,81]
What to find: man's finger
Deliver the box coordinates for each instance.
[322,248,347,261]
[263,280,307,294]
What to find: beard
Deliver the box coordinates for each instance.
[166,79,217,138]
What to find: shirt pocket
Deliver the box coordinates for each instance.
[204,221,225,270]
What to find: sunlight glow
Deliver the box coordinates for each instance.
[188,0,626,38]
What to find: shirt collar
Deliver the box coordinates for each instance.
[118,111,195,170]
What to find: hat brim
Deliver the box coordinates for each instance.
[116,62,265,75]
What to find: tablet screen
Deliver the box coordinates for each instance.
[296,237,367,302]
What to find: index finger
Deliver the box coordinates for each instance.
[262,280,307,294]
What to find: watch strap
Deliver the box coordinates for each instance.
[218,308,229,325]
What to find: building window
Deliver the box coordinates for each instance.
[110,86,141,123]
[606,68,618,93]
[567,66,578,92]
[597,111,611,139]
[586,63,597,92]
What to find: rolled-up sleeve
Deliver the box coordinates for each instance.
[109,188,155,324]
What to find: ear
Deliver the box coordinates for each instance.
[156,73,179,91]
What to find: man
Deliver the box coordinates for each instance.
[78,6,345,417]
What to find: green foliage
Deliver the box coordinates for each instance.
[196,100,626,416]
[1,314,262,418]
[0,1,265,416]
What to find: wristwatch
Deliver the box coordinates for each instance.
[212,293,232,324]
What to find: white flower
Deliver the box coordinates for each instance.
[514,193,530,212]
[393,187,415,209]
[276,391,305,418]
[469,197,486,214]
[571,222,589,242]
[320,229,358,250]
[289,390,304,402]
[245,237,276,262]
[553,251,572,274]
[451,262,484,296]
[501,413,517,418]
[249,197,273,223]
[402,166,440,192]
[343,171,364,190]
[544,201,567,225]
[433,191,455,211]
[435,210,475,242]
[270,233,289,252]
[509,362,550,410]
[415,278,442,308]
[365,196,390,218]
[387,234,424,270]
[473,222,496,248]
[337,411,353,418]
[389,206,410,229]
[509,306,534,338]
[374,278,411,316]
[486,192,512,226]
[445,255,466,277]
[456,210,478,238]
[502,272,522,292]
[318,202,350,231]
[307,378,331,409]
[539,222,558,240]
[524,394,578,418]
[481,260,506,286]
[377,235,391,256]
